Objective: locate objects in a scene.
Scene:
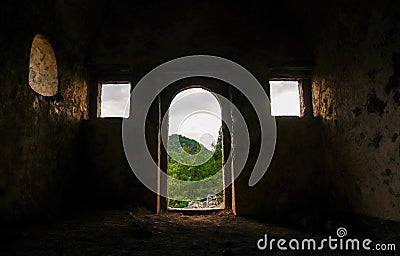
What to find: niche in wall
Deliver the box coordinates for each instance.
[28,34,58,96]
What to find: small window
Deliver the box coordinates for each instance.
[98,83,131,118]
[270,81,301,117]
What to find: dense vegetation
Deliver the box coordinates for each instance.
[167,131,224,208]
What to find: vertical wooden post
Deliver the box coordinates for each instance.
[230,87,237,215]
[156,95,161,213]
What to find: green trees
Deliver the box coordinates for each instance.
[167,130,224,208]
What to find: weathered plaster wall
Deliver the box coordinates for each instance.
[86,1,312,75]
[81,117,159,210]
[6,0,398,226]
[231,93,325,223]
[83,1,321,219]
[312,2,400,221]
[0,0,106,222]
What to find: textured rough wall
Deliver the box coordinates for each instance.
[83,1,318,217]
[87,1,312,76]
[233,108,325,222]
[0,0,106,222]
[312,1,400,221]
[29,34,59,97]
[81,115,159,210]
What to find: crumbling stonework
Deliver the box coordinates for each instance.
[29,34,58,97]
[0,0,96,221]
[0,0,399,228]
[312,2,400,221]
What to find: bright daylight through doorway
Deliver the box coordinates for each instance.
[167,88,224,210]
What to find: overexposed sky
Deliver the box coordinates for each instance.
[169,88,222,150]
[99,85,222,150]
[270,81,301,116]
[100,83,130,118]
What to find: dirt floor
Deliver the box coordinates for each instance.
[0,209,398,256]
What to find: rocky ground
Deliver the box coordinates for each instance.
[0,208,398,256]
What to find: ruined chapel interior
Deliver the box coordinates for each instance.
[1,1,400,255]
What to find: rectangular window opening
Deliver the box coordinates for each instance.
[270,80,302,117]
[98,82,131,118]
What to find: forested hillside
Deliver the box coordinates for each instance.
[167,131,224,208]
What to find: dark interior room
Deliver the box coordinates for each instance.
[0,0,399,255]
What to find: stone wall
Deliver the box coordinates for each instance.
[82,1,319,219]
[3,0,399,225]
[0,0,106,221]
[312,1,400,222]
[234,116,325,222]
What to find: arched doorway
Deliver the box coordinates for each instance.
[166,87,225,210]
